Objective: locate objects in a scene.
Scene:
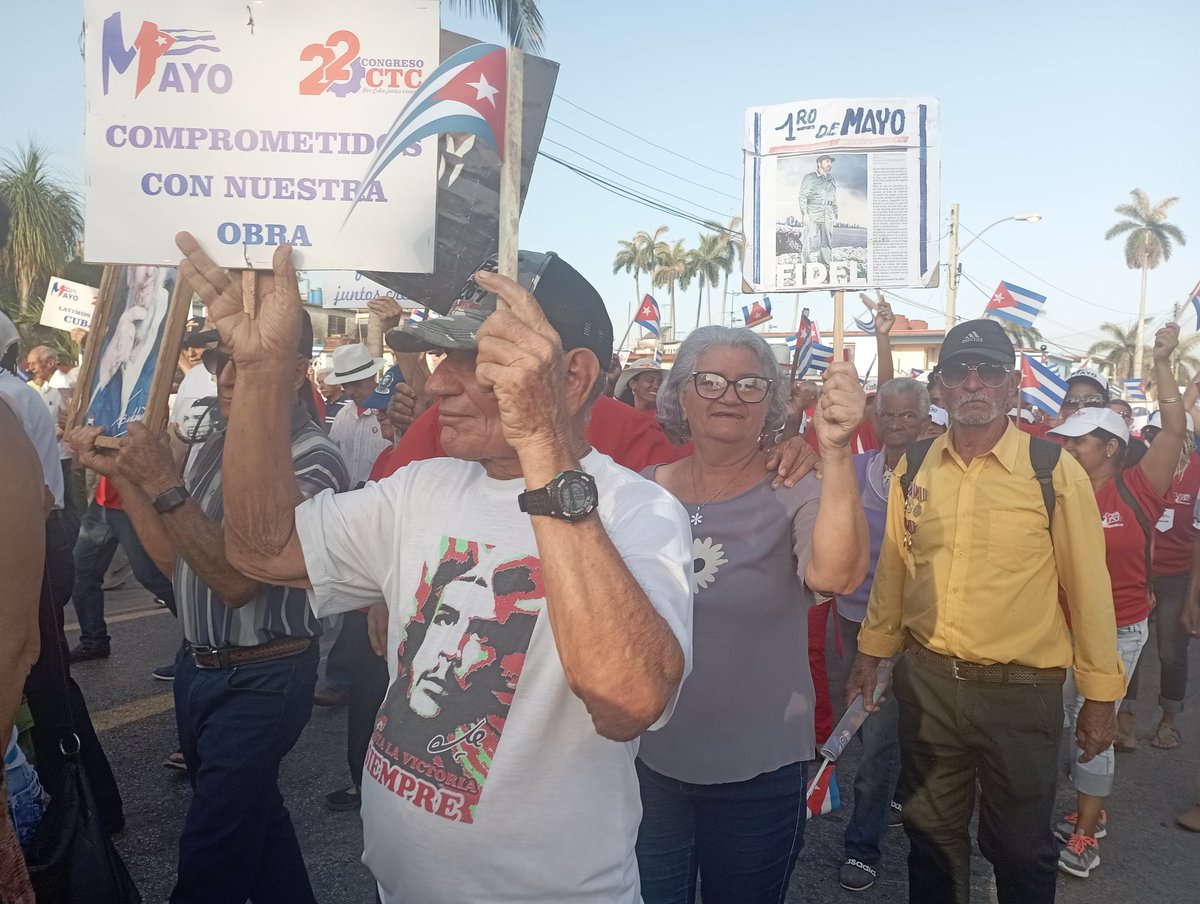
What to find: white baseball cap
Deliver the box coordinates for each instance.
[1147,409,1195,431]
[1049,407,1130,443]
[1067,367,1108,395]
[0,311,18,358]
[929,405,949,427]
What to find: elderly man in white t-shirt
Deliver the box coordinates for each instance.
[178,234,694,904]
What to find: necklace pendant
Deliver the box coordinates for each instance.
[690,511,704,526]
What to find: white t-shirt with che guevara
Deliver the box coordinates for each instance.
[295,450,693,904]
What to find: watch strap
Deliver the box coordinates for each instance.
[152,485,190,514]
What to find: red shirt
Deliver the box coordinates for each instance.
[369,394,690,481]
[1095,464,1167,626]
[95,475,123,510]
[1152,453,1200,577]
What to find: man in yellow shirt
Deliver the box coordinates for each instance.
[847,319,1124,904]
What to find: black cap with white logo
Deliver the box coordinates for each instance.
[937,319,1015,368]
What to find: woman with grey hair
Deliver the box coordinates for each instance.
[635,325,870,904]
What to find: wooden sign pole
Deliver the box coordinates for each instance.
[832,290,845,361]
[498,48,524,283]
[242,271,258,318]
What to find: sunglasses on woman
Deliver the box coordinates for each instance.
[937,361,1012,389]
[691,372,772,404]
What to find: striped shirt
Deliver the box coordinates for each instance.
[176,403,350,647]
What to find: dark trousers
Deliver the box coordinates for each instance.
[171,641,320,904]
[635,759,808,904]
[23,513,124,832]
[1124,573,1192,713]
[893,653,1063,904]
[838,616,902,866]
[342,611,390,784]
[71,500,176,649]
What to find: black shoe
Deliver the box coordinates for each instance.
[152,662,176,681]
[69,644,110,663]
[325,786,362,811]
[840,859,878,891]
[888,800,904,827]
[313,686,349,707]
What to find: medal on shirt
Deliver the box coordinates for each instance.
[903,483,927,549]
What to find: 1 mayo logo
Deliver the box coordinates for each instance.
[51,281,80,302]
[100,12,230,97]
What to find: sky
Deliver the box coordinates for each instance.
[4,0,1199,362]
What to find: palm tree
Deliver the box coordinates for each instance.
[446,0,545,52]
[705,216,743,326]
[652,240,688,341]
[684,233,725,329]
[0,143,82,314]
[613,226,669,323]
[1087,320,1152,382]
[1104,189,1186,380]
[986,315,1046,352]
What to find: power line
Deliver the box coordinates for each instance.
[546,117,743,203]
[540,137,734,219]
[555,96,742,183]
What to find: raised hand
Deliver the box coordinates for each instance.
[472,270,570,454]
[385,381,429,432]
[175,232,301,367]
[813,361,866,451]
[367,295,404,331]
[1153,322,1180,364]
[874,295,896,336]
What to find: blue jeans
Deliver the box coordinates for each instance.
[171,641,319,904]
[635,759,808,904]
[838,616,902,866]
[5,758,49,849]
[70,501,176,649]
[1123,573,1192,713]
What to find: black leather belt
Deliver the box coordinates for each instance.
[908,641,1066,685]
[189,636,313,669]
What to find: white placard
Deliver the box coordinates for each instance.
[743,97,940,293]
[84,0,440,271]
[40,277,100,331]
[299,270,406,309]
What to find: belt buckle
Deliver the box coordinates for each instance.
[950,657,966,680]
[191,644,228,669]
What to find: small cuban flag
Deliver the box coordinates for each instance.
[1123,378,1147,401]
[1189,280,1200,331]
[406,308,428,324]
[653,345,664,366]
[742,296,773,328]
[635,294,661,337]
[910,367,927,380]
[985,281,1047,329]
[808,343,835,374]
[805,758,842,820]
[348,42,508,217]
[853,311,877,335]
[786,334,798,354]
[1020,355,1069,417]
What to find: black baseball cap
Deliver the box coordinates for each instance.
[385,251,614,367]
[937,319,1015,368]
[181,315,215,348]
[191,312,314,356]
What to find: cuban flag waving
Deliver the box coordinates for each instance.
[742,297,773,328]
[1122,378,1147,401]
[985,281,1047,329]
[635,294,661,337]
[1020,355,1069,417]
[406,308,429,324]
[808,343,835,374]
[349,43,507,215]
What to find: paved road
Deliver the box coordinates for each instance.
[69,583,1200,903]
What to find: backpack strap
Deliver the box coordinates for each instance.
[1114,472,1155,598]
[1028,437,1061,525]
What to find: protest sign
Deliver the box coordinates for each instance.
[83,0,439,271]
[743,97,940,293]
[69,265,193,445]
[362,31,558,314]
[40,277,100,331]
[299,270,406,309]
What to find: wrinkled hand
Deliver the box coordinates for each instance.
[766,436,821,488]
[176,232,301,368]
[1075,699,1117,763]
[376,408,397,442]
[367,295,404,331]
[1153,322,1180,365]
[814,362,865,451]
[846,653,885,712]
[67,426,121,478]
[473,270,570,454]
[114,422,179,492]
[874,295,895,336]
[367,603,389,658]
[385,381,430,432]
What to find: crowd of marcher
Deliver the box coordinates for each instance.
[2,214,1200,904]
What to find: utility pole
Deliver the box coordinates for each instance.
[945,202,960,330]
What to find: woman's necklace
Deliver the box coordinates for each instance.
[689,454,757,526]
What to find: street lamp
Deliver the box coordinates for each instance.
[945,204,1042,328]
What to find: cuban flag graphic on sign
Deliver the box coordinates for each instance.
[985,281,1047,329]
[348,43,507,217]
[742,297,773,328]
[1020,355,1069,417]
[635,295,661,337]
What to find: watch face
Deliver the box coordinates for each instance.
[554,473,596,516]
